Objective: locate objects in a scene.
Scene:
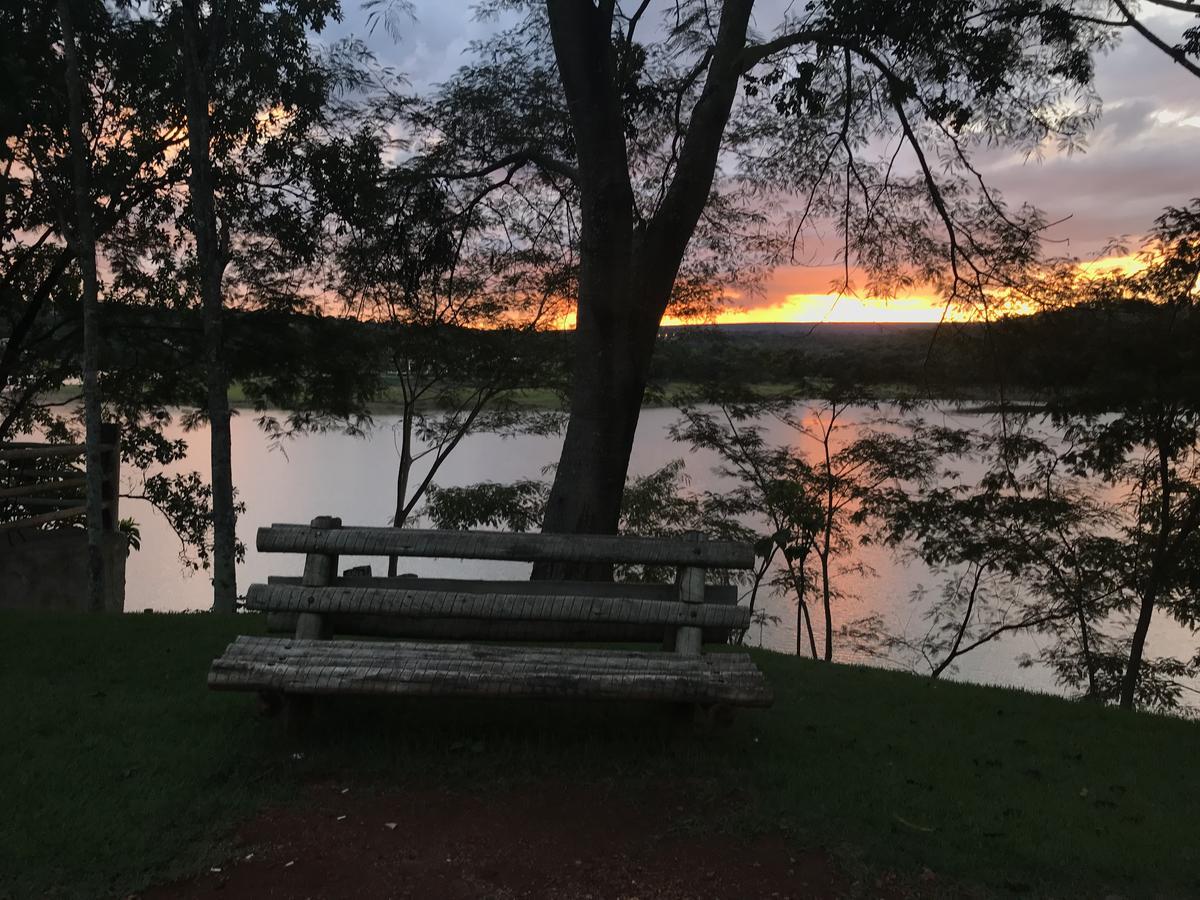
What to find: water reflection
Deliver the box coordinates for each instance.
[125,406,1196,700]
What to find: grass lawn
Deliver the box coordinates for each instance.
[1,610,1196,899]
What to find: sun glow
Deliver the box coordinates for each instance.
[520,255,1151,330]
[688,293,966,325]
[1074,254,1149,277]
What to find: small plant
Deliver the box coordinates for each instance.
[118,518,142,553]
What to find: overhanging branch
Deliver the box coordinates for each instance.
[1113,0,1200,79]
[410,148,579,185]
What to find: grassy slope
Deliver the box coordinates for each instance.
[1,611,1196,899]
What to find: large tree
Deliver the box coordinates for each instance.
[413,0,1199,559]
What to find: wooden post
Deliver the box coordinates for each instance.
[674,531,706,657]
[296,515,340,639]
[286,515,340,734]
[99,422,120,531]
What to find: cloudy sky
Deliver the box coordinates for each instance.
[325,3,1199,323]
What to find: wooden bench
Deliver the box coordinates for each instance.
[208,517,773,727]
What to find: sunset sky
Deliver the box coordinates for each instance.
[329,3,1199,324]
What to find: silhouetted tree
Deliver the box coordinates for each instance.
[416,0,1168,554]
[167,0,344,611]
[315,124,568,573]
[55,0,107,611]
[671,392,950,660]
[853,203,1200,709]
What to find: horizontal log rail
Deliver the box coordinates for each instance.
[0,505,88,532]
[1,426,121,532]
[245,583,752,629]
[263,611,739,645]
[0,477,87,499]
[0,443,114,462]
[267,574,739,606]
[2,496,98,508]
[258,524,755,569]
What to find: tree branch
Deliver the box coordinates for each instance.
[1141,0,1200,13]
[648,0,756,272]
[1113,0,1200,79]
[738,29,834,73]
[413,148,578,185]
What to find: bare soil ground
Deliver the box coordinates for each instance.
[137,780,944,900]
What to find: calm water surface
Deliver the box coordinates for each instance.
[124,405,1198,700]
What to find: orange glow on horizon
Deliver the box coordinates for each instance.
[553,293,995,330]
[549,254,1150,329]
[1073,254,1149,277]
[674,293,967,325]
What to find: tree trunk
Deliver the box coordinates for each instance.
[57,0,106,613]
[538,0,754,554]
[800,598,818,659]
[1074,596,1100,700]
[180,2,237,613]
[1120,590,1157,709]
[820,551,833,662]
[537,293,661,578]
[387,405,414,577]
[1120,432,1173,710]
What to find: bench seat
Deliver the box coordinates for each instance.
[209,635,773,706]
[209,520,774,725]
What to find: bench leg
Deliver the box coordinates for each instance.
[284,694,314,737]
[257,690,284,718]
[692,703,734,731]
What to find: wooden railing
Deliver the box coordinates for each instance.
[0,423,120,534]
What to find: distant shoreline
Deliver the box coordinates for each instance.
[39,381,1048,416]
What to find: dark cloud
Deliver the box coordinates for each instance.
[983,18,1200,254]
[327,2,1198,266]
[322,2,511,91]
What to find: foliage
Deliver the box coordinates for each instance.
[413,1,1178,540]
[424,478,549,534]
[670,394,954,658]
[117,516,141,552]
[848,205,1200,710]
[305,89,572,543]
[424,459,757,583]
[1,1,383,580]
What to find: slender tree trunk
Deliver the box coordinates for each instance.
[1074,596,1100,699]
[821,431,836,661]
[1120,588,1158,709]
[180,2,237,612]
[800,598,818,659]
[931,563,986,679]
[820,550,833,661]
[387,405,414,577]
[782,547,819,658]
[1120,433,1173,710]
[58,0,106,613]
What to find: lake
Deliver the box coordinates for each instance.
[124,404,1198,701]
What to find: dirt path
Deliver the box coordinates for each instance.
[140,781,940,899]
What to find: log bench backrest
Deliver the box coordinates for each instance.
[257,523,755,569]
[259,576,741,644]
[253,518,754,653]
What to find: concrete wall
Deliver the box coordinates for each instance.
[0,528,127,612]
